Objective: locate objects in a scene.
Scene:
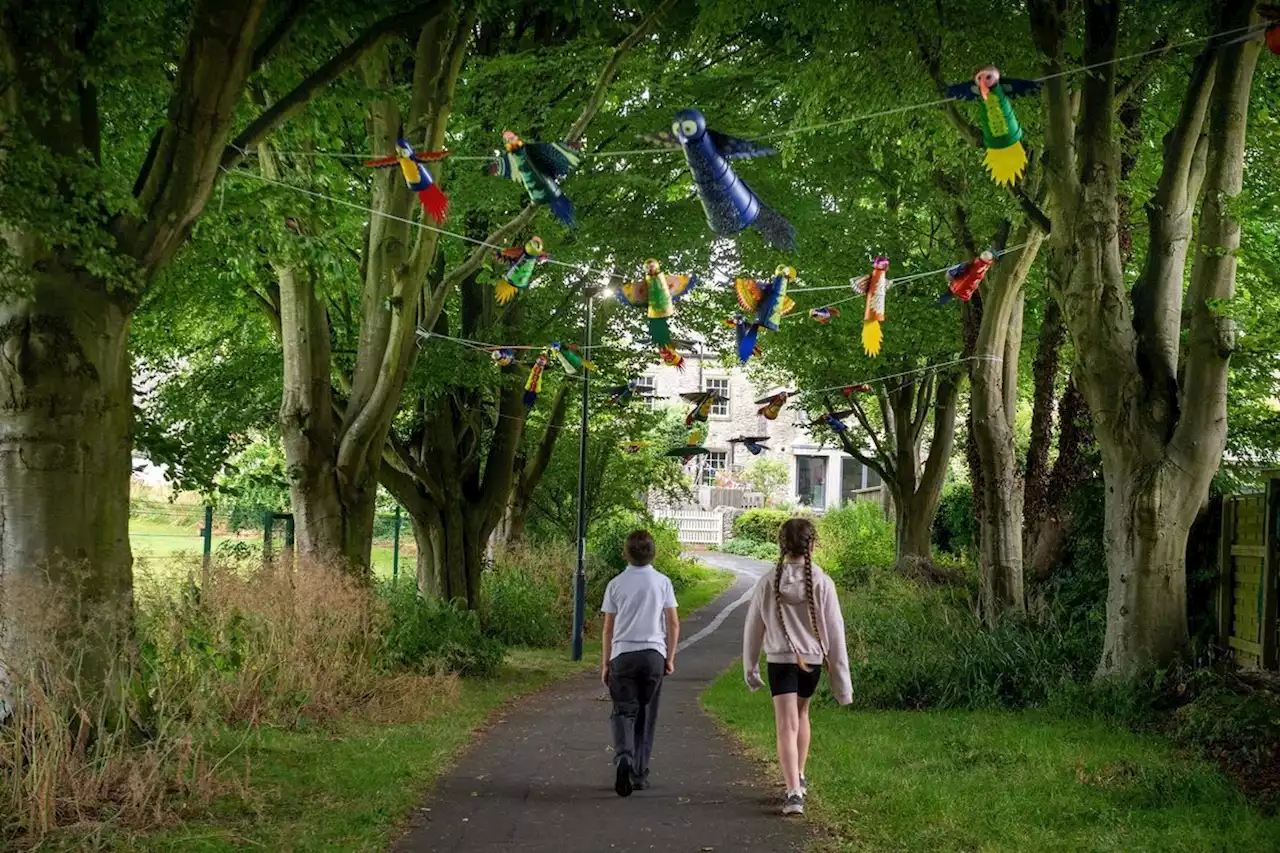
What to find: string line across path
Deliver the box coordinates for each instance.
[393,552,809,852]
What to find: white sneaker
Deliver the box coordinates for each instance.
[782,792,805,816]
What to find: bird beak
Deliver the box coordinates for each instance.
[977,78,991,99]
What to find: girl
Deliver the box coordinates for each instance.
[742,517,852,816]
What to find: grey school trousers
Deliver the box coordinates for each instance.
[608,649,665,779]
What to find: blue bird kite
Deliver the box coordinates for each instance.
[642,109,796,251]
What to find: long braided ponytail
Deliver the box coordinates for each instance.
[775,518,821,671]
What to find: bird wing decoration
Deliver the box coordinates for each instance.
[729,435,769,444]
[616,279,650,308]
[489,150,522,182]
[498,246,525,261]
[734,279,764,313]
[779,294,796,316]
[754,390,794,405]
[708,129,776,161]
[680,391,721,404]
[667,274,697,302]
[637,131,683,150]
[524,141,583,180]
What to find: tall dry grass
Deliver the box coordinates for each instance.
[0,556,453,846]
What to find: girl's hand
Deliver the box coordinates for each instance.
[745,669,765,692]
[601,664,610,686]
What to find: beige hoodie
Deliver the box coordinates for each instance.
[742,558,852,705]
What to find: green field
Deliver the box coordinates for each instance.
[703,671,1280,853]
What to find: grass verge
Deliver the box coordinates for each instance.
[702,669,1280,853]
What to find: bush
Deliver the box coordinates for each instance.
[816,501,896,586]
[732,508,792,543]
[933,480,978,558]
[377,581,505,678]
[481,544,572,647]
[843,569,1096,710]
[588,511,699,594]
[720,537,780,561]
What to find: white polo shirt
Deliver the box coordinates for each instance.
[601,564,678,659]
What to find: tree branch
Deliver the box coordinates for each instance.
[125,0,268,274]
[522,385,571,497]
[251,0,307,71]
[221,1,449,171]
[1173,2,1260,466]
[919,373,960,501]
[847,395,894,481]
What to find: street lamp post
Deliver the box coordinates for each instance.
[571,288,603,661]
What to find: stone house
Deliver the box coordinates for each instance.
[641,350,886,511]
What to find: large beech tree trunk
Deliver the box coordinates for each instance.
[1030,0,1260,675]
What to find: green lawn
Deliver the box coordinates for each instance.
[703,672,1280,853]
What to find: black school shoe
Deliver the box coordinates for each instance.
[615,757,634,797]
[631,776,649,791]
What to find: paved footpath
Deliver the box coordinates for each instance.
[393,552,808,853]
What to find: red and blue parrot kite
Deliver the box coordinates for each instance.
[642,109,796,251]
[364,139,451,224]
[940,251,996,305]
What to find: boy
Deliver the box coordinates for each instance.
[600,530,679,797]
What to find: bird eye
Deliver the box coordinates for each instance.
[681,120,699,136]
[671,121,682,136]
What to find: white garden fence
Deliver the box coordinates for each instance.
[652,507,737,546]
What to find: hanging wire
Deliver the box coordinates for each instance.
[802,354,1003,397]
[220,165,628,282]
[227,21,1266,162]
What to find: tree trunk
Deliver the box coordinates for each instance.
[0,272,134,685]
[1096,453,1200,674]
[892,488,936,564]
[410,505,483,608]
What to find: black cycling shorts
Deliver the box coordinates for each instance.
[766,662,823,699]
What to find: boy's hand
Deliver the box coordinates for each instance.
[600,664,610,686]
[664,657,676,675]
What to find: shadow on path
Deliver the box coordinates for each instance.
[392,552,806,852]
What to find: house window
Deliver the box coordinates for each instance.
[841,457,881,503]
[635,375,655,408]
[796,455,828,510]
[705,377,729,417]
[702,451,728,485]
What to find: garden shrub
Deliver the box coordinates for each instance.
[377,581,505,678]
[842,569,1096,710]
[816,501,895,586]
[732,508,792,544]
[932,479,978,558]
[481,543,572,647]
[719,536,780,561]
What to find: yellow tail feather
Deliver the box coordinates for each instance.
[862,320,883,357]
[983,142,1028,187]
[581,359,595,371]
[495,281,518,304]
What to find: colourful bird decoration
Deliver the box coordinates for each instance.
[549,341,593,376]
[486,130,582,226]
[493,236,549,304]
[724,316,763,360]
[756,391,791,421]
[490,348,516,367]
[616,259,698,355]
[621,441,649,454]
[946,67,1041,186]
[810,306,840,324]
[659,345,685,371]
[681,391,723,427]
[729,435,770,456]
[364,139,451,224]
[850,257,891,357]
[607,379,646,405]
[641,109,796,251]
[842,384,873,398]
[665,424,709,458]
[524,352,548,409]
[733,265,798,363]
[940,250,996,305]
[812,409,853,434]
